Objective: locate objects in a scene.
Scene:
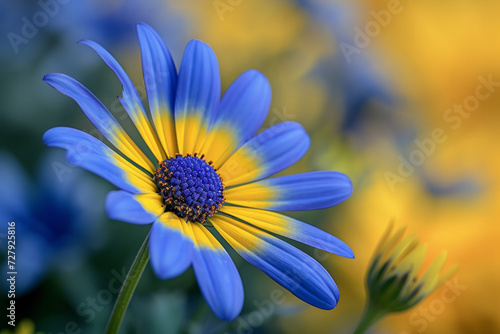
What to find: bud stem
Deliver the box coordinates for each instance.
[353,302,387,334]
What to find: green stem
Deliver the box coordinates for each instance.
[353,302,387,334]
[105,233,150,334]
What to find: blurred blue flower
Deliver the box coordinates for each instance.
[0,151,106,294]
[297,1,482,198]
[49,0,188,53]
[1,0,187,54]
[0,0,188,134]
[296,0,395,133]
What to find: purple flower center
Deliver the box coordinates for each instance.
[154,154,225,223]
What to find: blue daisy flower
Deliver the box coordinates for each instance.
[43,23,354,321]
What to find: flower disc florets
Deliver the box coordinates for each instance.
[154,154,225,223]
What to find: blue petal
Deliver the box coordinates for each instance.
[43,73,154,171]
[137,23,178,156]
[77,40,144,116]
[219,121,310,186]
[225,171,353,211]
[175,40,221,154]
[217,70,270,141]
[149,213,194,279]
[43,127,156,194]
[78,39,165,161]
[220,206,354,258]
[43,73,119,136]
[212,216,339,309]
[190,223,244,321]
[106,190,164,224]
[200,70,271,166]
